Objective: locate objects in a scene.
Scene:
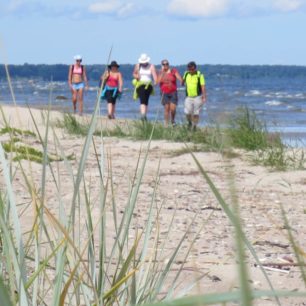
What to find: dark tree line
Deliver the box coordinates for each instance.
[1,63,306,81]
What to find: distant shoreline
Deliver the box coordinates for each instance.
[2,63,306,82]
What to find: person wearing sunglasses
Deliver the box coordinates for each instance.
[157,59,183,127]
[68,55,89,116]
[182,61,206,130]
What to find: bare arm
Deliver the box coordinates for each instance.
[151,65,157,84]
[68,66,72,87]
[101,70,109,81]
[175,70,183,84]
[118,72,123,92]
[83,66,89,87]
[156,70,163,84]
[133,64,140,80]
[201,85,207,103]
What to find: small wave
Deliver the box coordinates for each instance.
[265,100,283,106]
[245,90,261,96]
[295,93,305,98]
[88,86,98,91]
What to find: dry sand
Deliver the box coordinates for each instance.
[1,104,306,305]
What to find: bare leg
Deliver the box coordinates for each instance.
[192,114,199,130]
[164,103,170,126]
[170,103,177,124]
[111,104,116,119]
[71,89,77,113]
[186,114,192,129]
[77,88,84,115]
[107,103,115,119]
[140,104,148,120]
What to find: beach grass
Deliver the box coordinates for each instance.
[56,107,306,171]
[1,102,306,305]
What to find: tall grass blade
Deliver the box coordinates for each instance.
[189,149,281,306]
[0,276,13,306]
[0,145,29,305]
[142,289,306,306]
[279,202,306,285]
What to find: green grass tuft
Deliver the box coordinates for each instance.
[0,126,36,137]
[227,107,273,150]
[2,141,74,163]
[56,113,89,136]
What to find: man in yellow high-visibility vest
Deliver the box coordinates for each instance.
[182,61,207,130]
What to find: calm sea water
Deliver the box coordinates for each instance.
[1,73,306,146]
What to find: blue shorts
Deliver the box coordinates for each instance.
[161,91,178,105]
[72,82,85,90]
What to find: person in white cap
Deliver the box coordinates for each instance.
[68,55,89,115]
[132,53,157,121]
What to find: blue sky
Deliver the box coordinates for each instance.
[0,0,306,65]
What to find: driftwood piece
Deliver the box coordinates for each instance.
[254,240,289,249]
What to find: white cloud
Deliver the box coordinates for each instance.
[272,0,304,12]
[88,1,136,16]
[167,0,306,18]
[88,1,121,13]
[235,0,305,14]
[168,0,229,17]
[117,3,136,17]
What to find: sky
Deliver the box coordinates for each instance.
[0,0,306,66]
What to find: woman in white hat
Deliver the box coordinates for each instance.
[68,55,89,115]
[133,53,157,120]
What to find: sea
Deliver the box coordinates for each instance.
[1,68,306,146]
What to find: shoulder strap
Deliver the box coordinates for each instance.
[183,71,189,81]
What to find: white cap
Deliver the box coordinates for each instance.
[138,53,150,64]
[74,55,82,60]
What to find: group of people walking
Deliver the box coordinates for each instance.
[68,53,207,130]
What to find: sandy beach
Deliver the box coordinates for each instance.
[1,104,306,305]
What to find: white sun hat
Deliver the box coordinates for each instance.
[138,53,150,64]
[74,55,82,60]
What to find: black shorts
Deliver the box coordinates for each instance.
[104,89,118,104]
[136,84,153,105]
